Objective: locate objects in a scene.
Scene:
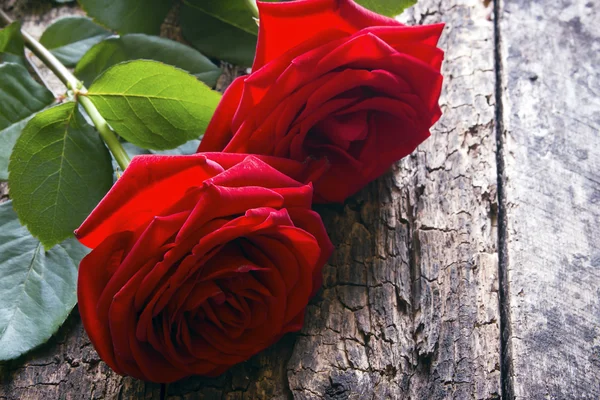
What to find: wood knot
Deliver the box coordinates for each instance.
[324,378,350,400]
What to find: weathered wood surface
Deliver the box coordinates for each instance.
[6,0,599,398]
[0,0,501,398]
[498,0,600,398]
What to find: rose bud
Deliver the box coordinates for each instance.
[198,0,445,203]
[75,153,333,383]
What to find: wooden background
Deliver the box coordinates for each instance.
[0,0,598,398]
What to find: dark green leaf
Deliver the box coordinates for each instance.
[180,0,258,66]
[355,0,417,17]
[123,138,200,158]
[86,60,222,150]
[0,63,55,181]
[75,34,221,87]
[151,138,200,155]
[0,21,24,56]
[39,17,111,67]
[78,0,171,35]
[0,21,26,66]
[8,102,113,249]
[0,200,88,361]
[121,142,149,157]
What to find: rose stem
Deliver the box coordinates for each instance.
[244,0,259,19]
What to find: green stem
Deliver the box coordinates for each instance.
[22,29,80,89]
[0,9,130,170]
[0,9,11,26]
[244,0,259,19]
[78,96,130,171]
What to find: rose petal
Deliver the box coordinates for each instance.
[78,231,133,376]
[254,0,401,70]
[286,208,334,295]
[75,155,223,248]
[97,213,186,321]
[196,77,245,152]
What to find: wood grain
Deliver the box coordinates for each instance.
[0,0,501,398]
[498,0,600,398]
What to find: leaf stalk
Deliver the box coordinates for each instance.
[244,0,259,19]
[78,95,130,171]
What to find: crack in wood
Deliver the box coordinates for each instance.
[492,0,514,399]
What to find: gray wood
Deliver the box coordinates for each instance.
[0,0,501,398]
[499,0,600,398]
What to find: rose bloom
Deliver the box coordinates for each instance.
[198,0,445,203]
[75,153,333,383]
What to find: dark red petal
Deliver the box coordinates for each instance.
[198,153,329,187]
[155,313,201,372]
[147,209,289,318]
[180,281,222,313]
[248,230,315,323]
[197,268,286,355]
[182,328,247,366]
[199,243,267,282]
[227,34,419,153]
[364,24,444,52]
[282,310,306,333]
[271,184,314,209]
[254,0,401,70]
[77,231,133,376]
[210,155,304,189]
[96,213,185,321]
[134,217,229,312]
[176,183,285,241]
[287,208,334,296]
[128,318,190,383]
[232,30,349,135]
[75,154,223,248]
[107,270,150,379]
[197,77,245,152]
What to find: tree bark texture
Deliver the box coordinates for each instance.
[1,0,598,398]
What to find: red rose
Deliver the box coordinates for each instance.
[198,0,445,203]
[75,153,333,383]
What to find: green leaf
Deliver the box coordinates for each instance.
[0,63,55,181]
[0,21,24,56]
[355,0,417,17]
[180,0,258,66]
[39,17,111,67]
[1,118,33,182]
[75,34,221,87]
[8,102,113,249]
[78,0,172,35]
[86,60,222,150]
[121,142,149,157]
[0,21,26,66]
[0,200,89,361]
